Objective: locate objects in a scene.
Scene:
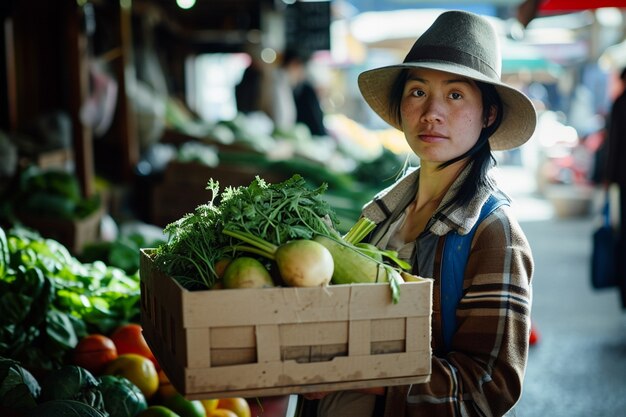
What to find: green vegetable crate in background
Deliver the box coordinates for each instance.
[17,205,104,254]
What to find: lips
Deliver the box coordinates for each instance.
[418,132,447,143]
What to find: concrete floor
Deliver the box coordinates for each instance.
[497,167,626,417]
[514,217,626,417]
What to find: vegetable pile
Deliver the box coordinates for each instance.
[2,166,101,222]
[153,174,411,302]
[0,225,140,372]
[154,174,338,290]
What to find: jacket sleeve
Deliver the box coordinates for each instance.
[385,207,533,417]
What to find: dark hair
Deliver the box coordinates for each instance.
[388,69,504,207]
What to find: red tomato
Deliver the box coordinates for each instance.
[72,334,118,374]
[110,323,158,368]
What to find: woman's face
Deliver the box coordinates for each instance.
[400,68,494,166]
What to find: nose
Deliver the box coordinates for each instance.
[420,97,444,124]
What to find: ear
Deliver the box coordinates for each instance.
[484,105,497,128]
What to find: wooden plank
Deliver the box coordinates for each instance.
[256,325,280,363]
[348,320,370,357]
[65,0,94,198]
[186,328,211,368]
[3,18,17,131]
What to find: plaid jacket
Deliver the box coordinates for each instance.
[362,167,534,417]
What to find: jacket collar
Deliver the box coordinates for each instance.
[362,165,508,236]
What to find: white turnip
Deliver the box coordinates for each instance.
[223,229,334,287]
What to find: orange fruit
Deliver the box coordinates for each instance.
[158,369,177,399]
[136,405,181,417]
[208,410,238,417]
[216,398,250,417]
[162,392,205,417]
[110,323,159,368]
[200,399,219,414]
[104,353,159,399]
[72,334,118,374]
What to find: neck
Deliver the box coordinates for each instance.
[415,160,467,209]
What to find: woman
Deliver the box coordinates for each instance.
[307,10,536,417]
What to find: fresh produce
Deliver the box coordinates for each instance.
[354,242,384,262]
[208,409,237,417]
[72,334,118,374]
[0,225,141,371]
[137,405,182,417]
[103,353,159,399]
[200,399,218,414]
[38,365,105,413]
[223,230,333,287]
[0,227,8,279]
[8,166,101,221]
[154,175,337,290]
[110,323,157,368]
[80,230,165,275]
[161,392,205,417]
[0,356,40,412]
[157,370,176,400]
[97,375,148,417]
[313,217,411,303]
[26,399,107,416]
[314,234,388,284]
[215,397,250,417]
[221,257,275,289]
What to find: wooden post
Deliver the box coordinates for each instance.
[65,0,95,198]
[115,0,139,182]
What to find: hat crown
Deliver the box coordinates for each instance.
[404,10,502,80]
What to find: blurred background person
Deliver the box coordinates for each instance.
[282,49,328,136]
[602,66,626,308]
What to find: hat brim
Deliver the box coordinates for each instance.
[358,62,537,151]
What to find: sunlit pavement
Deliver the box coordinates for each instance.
[495,165,626,417]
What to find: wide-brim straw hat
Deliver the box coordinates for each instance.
[358,10,537,151]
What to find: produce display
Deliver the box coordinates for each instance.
[153,174,411,302]
[0,225,252,416]
[0,226,140,371]
[0,173,414,415]
[162,104,410,234]
[2,166,101,222]
[0,325,251,417]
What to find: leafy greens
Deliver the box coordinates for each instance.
[154,174,338,290]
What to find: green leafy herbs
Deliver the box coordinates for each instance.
[154,174,338,290]
[0,225,141,371]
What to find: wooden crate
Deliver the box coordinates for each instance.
[140,249,432,399]
[17,206,104,254]
[151,161,290,226]
[162,161,288,187]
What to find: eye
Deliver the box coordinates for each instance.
[449,92,463,100]
[410,88,426,98]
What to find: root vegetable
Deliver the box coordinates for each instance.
[223,229,333,287]
[222,257,275,289]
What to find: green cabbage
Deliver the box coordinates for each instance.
[39,365,105,414]
[97,375,147,417]
[26,399,107,416]
[0,356,40,411]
